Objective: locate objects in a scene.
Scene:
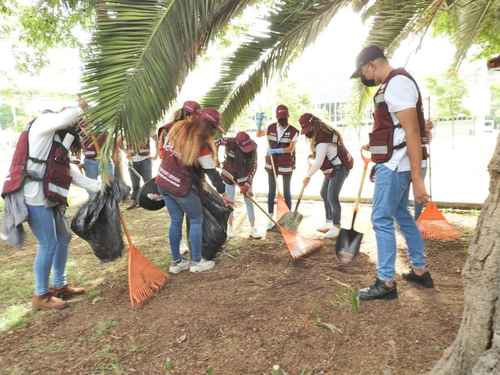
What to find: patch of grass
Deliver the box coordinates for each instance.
[94,319,118,338]
[0,304,31,332]
[94,344,122,374]
[0,258,34,309]
[330,287,360,313]
[163,357,173,374]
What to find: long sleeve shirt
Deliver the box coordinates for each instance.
[198,147,225,194]
[23,107,101,206]
[307,142,340,178]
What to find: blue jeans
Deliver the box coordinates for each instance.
[83,158,114,180]
[371,165,426,281]
[267,171,292,213]
[320,165,349,225]
[27,205,71,296]
[224,182,255,226]
[162,191,203,263]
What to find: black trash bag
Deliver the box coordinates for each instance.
[71,182,124,262]
[198,182,232,260]
[138,178,164,211]
[201,207,228,260]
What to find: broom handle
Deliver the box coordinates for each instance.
[352,152,370,229]
[225,171,282,229]
[427,96,433,200]
[294,183,306,213]
[80,123,134,247]
[268,141,282,195]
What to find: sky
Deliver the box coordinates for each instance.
[0,4,495,118]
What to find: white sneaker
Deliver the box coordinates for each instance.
[190,258,215,273]
[180,245,189,255]
[317,221,333,233]
[324,226,340,239]
[169,259,190,274]
[249,227,261,239]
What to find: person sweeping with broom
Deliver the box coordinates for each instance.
[299,113,353,239]
[265,104,299,230]
[351,45,434,301]
[156,108,233,274]
[1,99,102,310]
[215,131,260,239]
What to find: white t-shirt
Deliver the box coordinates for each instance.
[383,75,427,172]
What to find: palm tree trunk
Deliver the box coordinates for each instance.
[431,134,500,374]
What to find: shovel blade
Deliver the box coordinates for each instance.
[335,228,363,264]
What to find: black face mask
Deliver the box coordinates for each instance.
[360,73,377,87]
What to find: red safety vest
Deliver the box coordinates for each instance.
[155,145,208,197]
[220,139,256,185]
[265,123,298,175]
[370,68,428,163]
[157,121,175,159]
[314,127,354,177]
[2,123,73,206]
[80,123,108,159]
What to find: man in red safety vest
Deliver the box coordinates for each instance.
[351,45,434,301]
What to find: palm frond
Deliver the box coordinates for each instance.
[204,0,350,129]
[454,0,496,66]
[352,0,445,121]
[81,0,253,157]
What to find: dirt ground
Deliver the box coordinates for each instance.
[0,199,476,375]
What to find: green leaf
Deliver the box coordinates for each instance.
[203,0,350,130]
[81,0,254,160]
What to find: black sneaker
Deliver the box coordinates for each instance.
[358,278,398,301]
[402,269,434,288]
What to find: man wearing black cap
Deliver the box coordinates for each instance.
[351,45,434,301]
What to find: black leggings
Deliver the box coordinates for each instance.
[267,171,292,214]
[320,165,349,225]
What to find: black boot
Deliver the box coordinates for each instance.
[402,269,434,288]
[358,278,398,301]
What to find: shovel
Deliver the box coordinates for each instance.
[277,183,306,231]
[335,150,370,265]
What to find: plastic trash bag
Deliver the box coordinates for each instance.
[71,182,124,262]
[194,182,232,260]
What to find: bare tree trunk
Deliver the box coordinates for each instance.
[431,134,500,374]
